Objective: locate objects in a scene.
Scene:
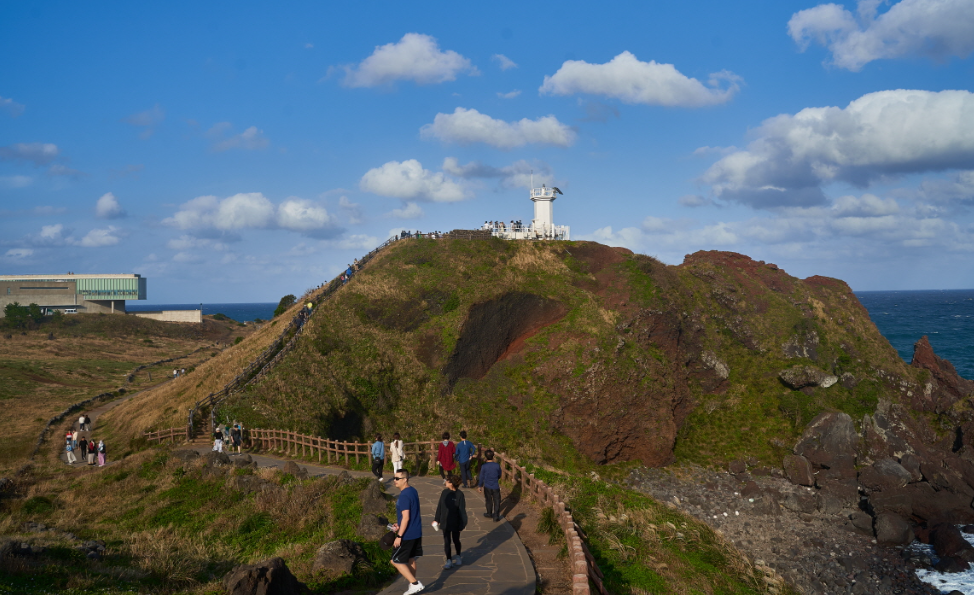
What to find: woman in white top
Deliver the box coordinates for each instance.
[390,432,405,473]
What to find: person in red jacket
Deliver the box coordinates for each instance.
[437,432,456,480]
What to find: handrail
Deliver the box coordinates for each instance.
[144,427,187,443]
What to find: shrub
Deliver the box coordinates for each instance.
[212,313,229,321]
[234,336,243,345]
[274,294,297,317]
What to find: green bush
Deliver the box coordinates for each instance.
[234,336,243,345]
[274,294,297,317]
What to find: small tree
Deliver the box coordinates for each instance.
[51,309,64,328]
[3,302,29,329]
[28,303,44,326]
[274,294,297,317]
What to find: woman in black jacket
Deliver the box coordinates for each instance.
[433,474,467,569]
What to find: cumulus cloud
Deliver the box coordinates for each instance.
[76,226,121,248]
[0,96,25,117]
[0,143,59,165]
[492,54,518,70]
[163,193,338,235]
[701,89,974,209]
[678,194,714,208]
[497,90,521,99]
[788,0,974,71]
[420,107,575,149]
[207,123,269,152]
[914,170,974,204]
[95,192,126,219]
[388,202,424,219]
[320,234,380,250]
[360,160,467,202]
[832,193,900,216]
[342,33,477,87]
[0,175,32,188]
[539,51,742,107]
[442,157,554,189]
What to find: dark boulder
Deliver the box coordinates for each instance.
[203,451,231,467]
[935,556,970,573]
[172,450,200,463]
[849,511,874,536]
[779,365,838,390]
[222,556,306,595]
[931,523,974,562]
[359,479,388,515]
[794,412,858,469]
[858,458,912,493]
[904,483,974,523]
[817,479,859,514]
[780,491,817,514]
[782,331,819,360]
[232,454,256,469]
[816,455,857,482]
[874,513,913,546]
[899,453,923,482]
[868,491,912,517]
[312,540,366,576]
[357,513,389,540]
[728,460,746,474]
[782,454,814,486]
[282,461,309,480]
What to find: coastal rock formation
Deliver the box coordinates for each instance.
[778,365,838,390]
[312,540,366,577]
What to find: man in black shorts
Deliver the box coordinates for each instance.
[391,470,425,594]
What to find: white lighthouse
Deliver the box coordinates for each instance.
[481,178,570,240]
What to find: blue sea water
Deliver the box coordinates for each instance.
[855,289,974,380]
[126,302,277,322]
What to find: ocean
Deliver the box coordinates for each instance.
[126,302,277,322]
[855,289,974,379]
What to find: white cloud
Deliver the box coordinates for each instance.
[207,123,269,152]
[342,33,477,87]
[702,89,974,208]
[320,234,379,250]
[442,157,554,189]
[832,193,899,216]
[95,192,126,219]
[388,202,424,219]
[497,90,522,99]
[172,251,203,264]
[4,248,33,260]
[539,51,742,107]
[0,143,58,165]
[304,43,314,50]
[0,175,32,188]
[492,54,518,70]
[76,226,121,248]
[0,96,25,117]
[360,160,467,202]
[678,194,714,208]
[37,224,68,245]
[915,170,974,204]
[163,193,337,235]
[420,107,575,149]
[277,198,336,231]
[788,0,974,71]
[338,196,363,224]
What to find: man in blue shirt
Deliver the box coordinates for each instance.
[477,449,502,522]
[391,470,424,594]
[371,434,385,481]
[455,431,476,488]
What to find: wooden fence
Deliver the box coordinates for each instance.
[247,428,605,595]
[144,427,188,443]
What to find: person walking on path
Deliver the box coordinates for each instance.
[455,431,476,488]
[436,432,456,480]
[213,427,224,453]
[65,439,77,464]
[79,437,88,461]
[390,432,405,474]
[391,470,425,595]
[78,414,86,431]
[84,414,91,431]
[478,449,502,522]
[96,440,106,467]
[434,474,468,569]
[371,434,386,481]
[230,425,242,454]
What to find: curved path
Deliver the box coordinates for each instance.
[189,446,535,595]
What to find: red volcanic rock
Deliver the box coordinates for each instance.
[910,336,974,412]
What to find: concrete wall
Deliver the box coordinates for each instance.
[129,310,202,323]
[0,280,77,316]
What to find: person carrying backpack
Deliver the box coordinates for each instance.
[97,440,107,467]
[455,431,476,488]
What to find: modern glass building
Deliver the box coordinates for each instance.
[0,273,146,316]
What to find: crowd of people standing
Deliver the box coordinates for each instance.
[65,417,106,467]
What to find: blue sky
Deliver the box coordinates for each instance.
[2,0,973,302]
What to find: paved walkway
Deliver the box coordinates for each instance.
[191,447,535,595]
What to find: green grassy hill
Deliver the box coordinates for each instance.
[224,238,915,471]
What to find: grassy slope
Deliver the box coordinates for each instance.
[0,314,220,471]
[0,449,393,594]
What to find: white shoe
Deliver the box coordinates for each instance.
[452,555,462,566]
[443,559,452,569]
[404,581,425,595]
